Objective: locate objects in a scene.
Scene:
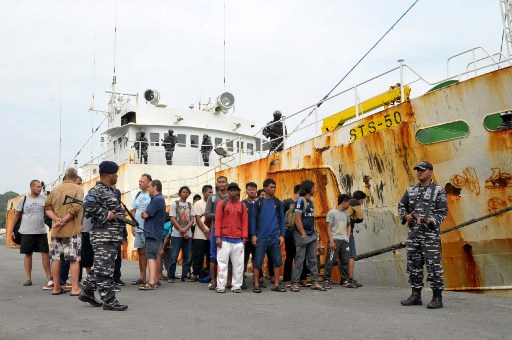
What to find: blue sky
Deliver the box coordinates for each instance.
[0,0,505,194]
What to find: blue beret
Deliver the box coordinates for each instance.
[99,161,119,174]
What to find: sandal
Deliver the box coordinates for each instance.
[23,280,33,286]
[271,285,286,292]
[253,286,262,293]
[322,281,332,289]
[231,287,242,293]
[52,288,68,295]
[290,285,300,292]
[311,284,326,291]
[131,279,145,285]
[139,283,153,290]
[215,287,225,293]
[300,281,311,287]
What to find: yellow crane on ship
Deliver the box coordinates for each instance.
[321,84,411,133]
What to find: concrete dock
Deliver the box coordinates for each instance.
[0,242,510,340]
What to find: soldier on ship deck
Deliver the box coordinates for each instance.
[263,110,287,155]
[162,129,178,165]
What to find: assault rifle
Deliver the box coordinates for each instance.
[63,195,147,232]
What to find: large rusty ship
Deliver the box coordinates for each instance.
[4,2,512,292]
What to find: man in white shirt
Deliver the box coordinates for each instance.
[191,185,213,280]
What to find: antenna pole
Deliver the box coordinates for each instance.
[223,0,226,91]
[499,0,512,58]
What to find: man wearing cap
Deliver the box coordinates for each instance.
[79,161,128,311]
[200,134,213,166]
[263,110,288,154]
[398,161,448,309]
[214,182,248,293]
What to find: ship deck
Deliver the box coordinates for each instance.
[0,242,510,340]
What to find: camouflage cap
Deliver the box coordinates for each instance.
[414,161,433,171]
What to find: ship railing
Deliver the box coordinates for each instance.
[446,46,508,77]
[256,53,512,152]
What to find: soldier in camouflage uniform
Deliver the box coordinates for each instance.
[263,110,287,154]
[78,161,128,311]
[161,129,178,165]
[134,131,149,164]
[398,161,448,309]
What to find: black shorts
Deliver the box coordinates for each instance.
[81,232,94,268]
[20,234,49,254]
[145,237,162,260]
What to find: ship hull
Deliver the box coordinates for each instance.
[217,66,512,290]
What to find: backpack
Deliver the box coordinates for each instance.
[204,194,217,227]
[285,197,308,232]
[254,197,282,233]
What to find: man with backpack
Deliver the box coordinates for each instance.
[291,179,325,292]
[251,178,286,293]
[10,179,52,289]
[282,184,308,287]
[204,176,229,290]
[166,186,195,282]
[215,182,248,293]
[242,182,258,289]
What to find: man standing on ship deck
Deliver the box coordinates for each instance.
[398,161,448,309]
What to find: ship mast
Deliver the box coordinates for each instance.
[500,0,512,57]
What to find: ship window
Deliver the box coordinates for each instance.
[190,135,199,148]
[226,139,234,152]
[484,111,512,131]
[238,141,244,151]
[215,137,223,146]
[120,111,136,126]
[247,143,254,155]
[177,134,186,147]
[150,133,160,146]
[416,121,469,144]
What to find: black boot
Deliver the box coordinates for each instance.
[401,288,422,306]
[427,289,443,309]
[103,298,128,311]
[78,290,103,307]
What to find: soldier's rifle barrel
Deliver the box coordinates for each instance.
[355,206,512,261]
[63,195,143,229]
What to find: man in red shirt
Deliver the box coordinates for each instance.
[215,183,248,293]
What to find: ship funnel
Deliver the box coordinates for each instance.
[144,89,167,107]
[214,92,235,114]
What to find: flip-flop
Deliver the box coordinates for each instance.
[271,285,286,292]
[311,284,326,291]
[70,291,83,296]
[290,285,300,292]
[52,288,68,295]
[253,286,262,293]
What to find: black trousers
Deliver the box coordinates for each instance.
[192,239,210,275]
[114,244,122,282]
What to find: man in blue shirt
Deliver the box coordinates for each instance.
[251,178,286,293]
[140,180,166,290]
[291,179,325,292]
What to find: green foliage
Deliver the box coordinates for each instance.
[0,191,20,228]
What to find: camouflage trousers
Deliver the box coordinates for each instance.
[83,241,119,302]
[406,232,444,290]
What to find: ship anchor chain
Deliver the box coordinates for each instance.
[355,206,512,261]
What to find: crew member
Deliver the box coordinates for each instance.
[398,161,448,309]
[79,161,128,311]
[162,129,177,165]
[134,131,149,164]
[262,110,287,154]
[200,134,213,166]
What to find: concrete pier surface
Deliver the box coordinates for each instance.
[0,243,510,340]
